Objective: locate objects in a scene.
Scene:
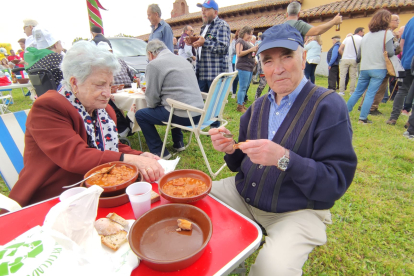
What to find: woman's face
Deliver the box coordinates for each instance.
[244,31,253,41]
[71,69,113,114]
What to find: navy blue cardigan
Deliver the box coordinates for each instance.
[224,81,357,213]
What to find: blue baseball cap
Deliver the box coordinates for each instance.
[197,0,219,11]
[257,24,304,55]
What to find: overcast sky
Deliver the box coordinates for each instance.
[1,0,254,52]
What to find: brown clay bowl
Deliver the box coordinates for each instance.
[158,169,212,204]
[10,59,21,65]
[17,78,29,84]
[111,85,118,94]
[84,161,139,197]
[128,203,212,272]
[118,84,125,90]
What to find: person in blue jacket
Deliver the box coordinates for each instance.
[327,35,342,91]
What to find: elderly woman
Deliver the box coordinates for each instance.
[9,41,164,207]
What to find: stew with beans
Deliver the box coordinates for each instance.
[88,165,135,187]
[163,177,208,197]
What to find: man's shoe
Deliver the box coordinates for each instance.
[370,110,382,116]
[358,106,361,111]
[404,122,410,129]
[386,119,397,125]
[403,131,414,139]
[237,104,246,113]
[338,92,345,96]
[173,141,186,152]
[358,119,372,124]
[231,93,236,99]
[155,150,172,160]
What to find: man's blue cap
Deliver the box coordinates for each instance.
[257,24,304,55]
[197,0,219,11]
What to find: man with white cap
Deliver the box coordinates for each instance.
[23,19,39,50]
[208,24,357,275]
[189,0,230,128]
[25,27,64,87]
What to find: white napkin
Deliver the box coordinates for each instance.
[158,156,180,175]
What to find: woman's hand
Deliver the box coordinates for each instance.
[208,127,235,155]
[124,154,164,182]
[251,45,259,52]
[140,152,161,160]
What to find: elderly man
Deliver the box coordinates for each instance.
[23,19,38,50]
[337,27,364,96]
[178,25,196,63]
[189,0,230,128]
[147,4,174,53]
[285,2,342,39]
[135,40,204,159]
[327,35,342,92]
[91,26,112,49]
[208,24,357,275]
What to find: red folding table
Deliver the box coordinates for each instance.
[0,183,262,275]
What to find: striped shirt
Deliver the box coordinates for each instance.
[267,76,307,140]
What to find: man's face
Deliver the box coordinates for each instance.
[10,50,15,56]
[201,7,217,25]
[357,29,365,37]
[186,26,194,36]
[260,46,305,96]
[19,42,25,50]
[147,8,159,26]
[251,37,256,44]
[390,15,400,30]
[173,37,177,45]
[23,25,33,36]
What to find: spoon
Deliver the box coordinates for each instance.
[62,164,116,189]
[221,132,234,138]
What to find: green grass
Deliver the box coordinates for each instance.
[1,76,414,275]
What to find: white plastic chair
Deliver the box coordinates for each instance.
[0,110,30,190]
[0,88,14,114]
[161,71,238,179]
[0,192,21,212]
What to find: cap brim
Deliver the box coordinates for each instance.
[257,40,300,55]
[197,3,214,9]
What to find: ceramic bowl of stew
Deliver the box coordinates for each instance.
[128,203,213,272]
[158,169,212,204]
[84,161,139,197]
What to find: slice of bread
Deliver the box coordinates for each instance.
[106,212,128,228]
[101,230,128,251]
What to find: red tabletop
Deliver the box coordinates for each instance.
[0,184,262,275]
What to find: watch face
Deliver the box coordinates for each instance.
[278,156,289,171]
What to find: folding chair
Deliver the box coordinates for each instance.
[161,71,238,179]
[0,110,30,190]
[0,88,13,114]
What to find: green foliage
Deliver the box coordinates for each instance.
[1,76,413,274]
[72,37,88,44]
[114,33,136,38]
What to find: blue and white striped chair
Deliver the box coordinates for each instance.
[161,71,238,179]
[0,110,29,190]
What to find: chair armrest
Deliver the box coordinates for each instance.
[200,92,208,100]
[166,98,205,114]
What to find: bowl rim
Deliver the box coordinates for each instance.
[128,203,213,264]
[83,161,139,190]
[158,169,212,201]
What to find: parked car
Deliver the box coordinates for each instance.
[108,37,147,76]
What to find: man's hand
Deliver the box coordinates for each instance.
[184,36,192,46]
[208,127,235,155]
[193,36,205,48]
[237,139,286,167]
[328,66,331,70]
[332,13,342,25]
[192,56,196,61]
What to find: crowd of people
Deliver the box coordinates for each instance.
[3,0,414,274]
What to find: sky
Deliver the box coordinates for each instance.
[1,0,254,52]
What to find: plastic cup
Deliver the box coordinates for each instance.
[131,82,137,90]
[60,187,87,201]
[126,182,152,219]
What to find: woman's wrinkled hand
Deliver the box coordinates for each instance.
[124,154,164,182]
[208,127,235,155]
[140,152,161,160]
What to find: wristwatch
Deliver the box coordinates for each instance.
[277,149,290,171]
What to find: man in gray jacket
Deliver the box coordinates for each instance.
[135,40,204,159]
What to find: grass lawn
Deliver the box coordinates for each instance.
[1,76,413,275]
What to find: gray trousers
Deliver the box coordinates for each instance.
[390,70,414,121]
[211,177,332,276]
[255,76,267,99]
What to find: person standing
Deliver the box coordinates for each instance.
[147,4,174,53]
[387,15,414,138]
[189,0,230,127]
[347,9,394,124]
[235,26,258,112]
[230,30,239,99]
[23,19,38,50]
[338,27,364,96]
[178,25,196,63]
[304,36,322,84]
[327,36,342,92]
[91,26,112,49]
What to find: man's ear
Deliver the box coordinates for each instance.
[301,50,306,70]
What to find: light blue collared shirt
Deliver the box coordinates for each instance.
[268,76,308,140]
[149,20,174,53]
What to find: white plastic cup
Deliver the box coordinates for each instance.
[59,187,87,202]
[131,82,137,90]
[126,182,152,219]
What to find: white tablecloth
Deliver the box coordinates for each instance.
[110,89,147,132]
